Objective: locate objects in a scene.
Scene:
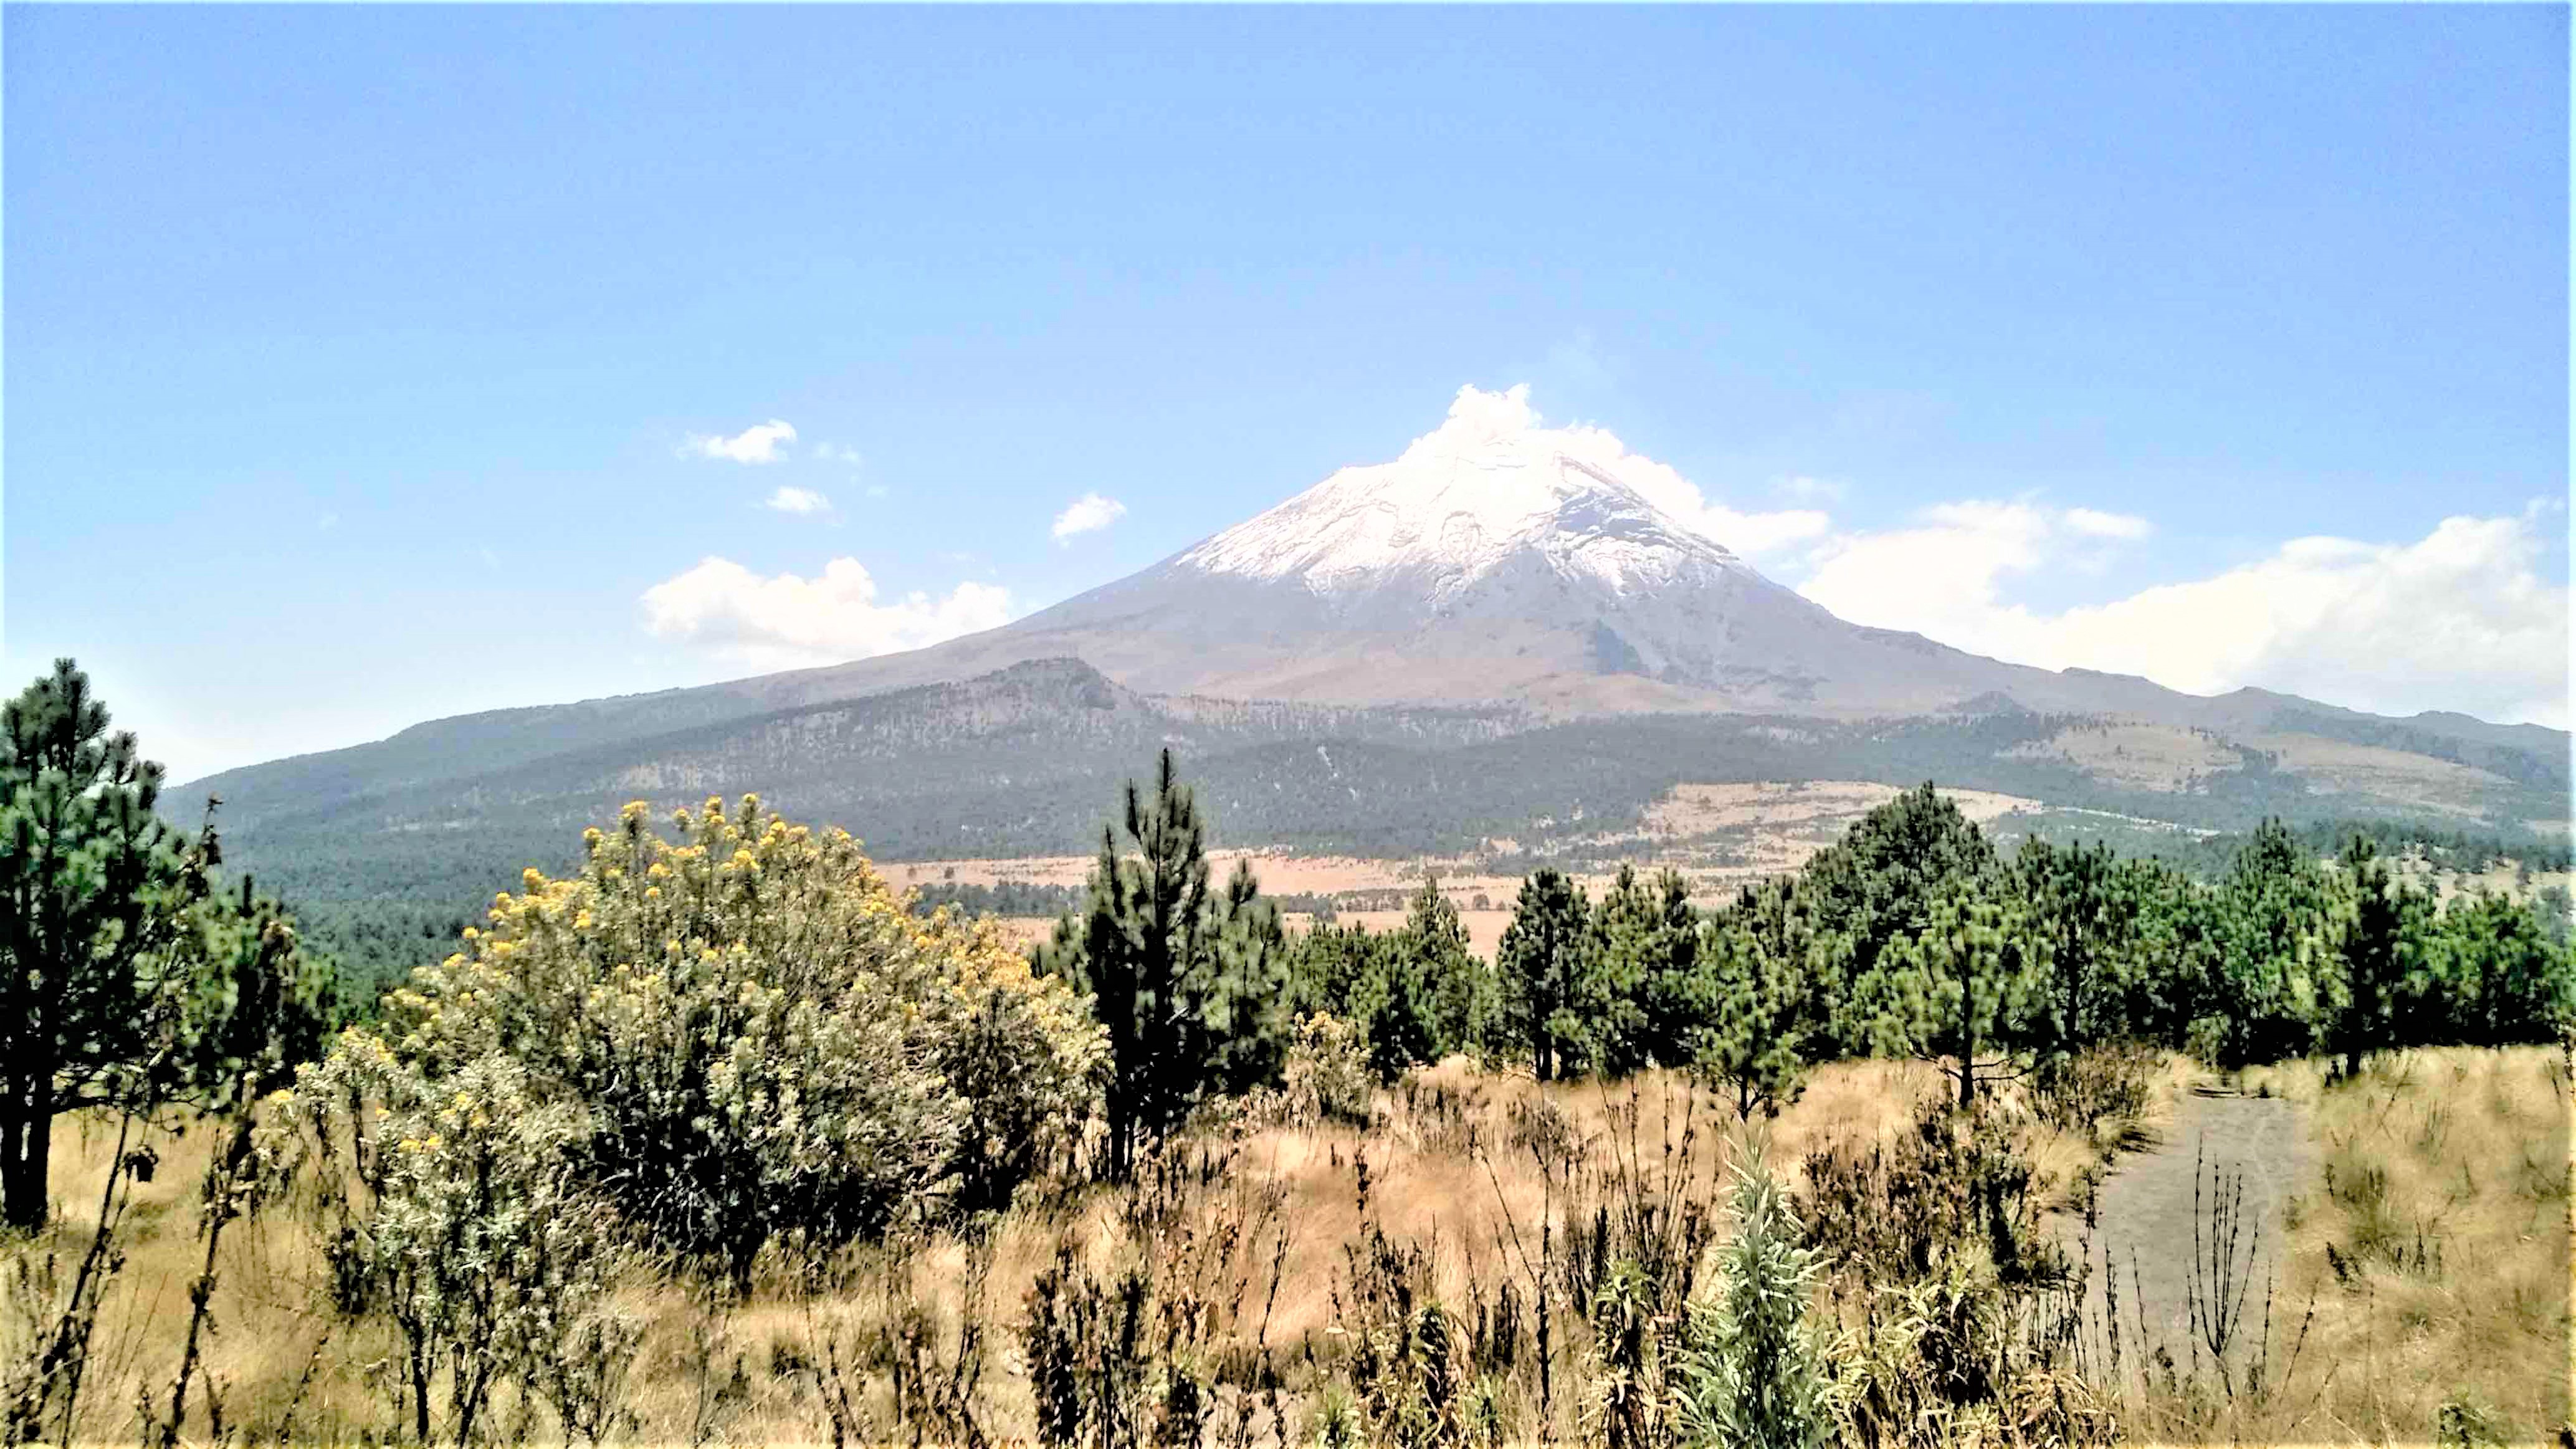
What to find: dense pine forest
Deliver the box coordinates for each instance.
[6,659,2570,1447]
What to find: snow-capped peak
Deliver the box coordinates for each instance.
[1177,385,1758,602]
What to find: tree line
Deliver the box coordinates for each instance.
[1294,785,2568,1111]
[1004,754,2574,1185]
[12,656,2570,1233]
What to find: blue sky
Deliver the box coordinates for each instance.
[5,4,2566,781]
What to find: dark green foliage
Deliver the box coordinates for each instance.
[1402,878,1493,1061]
[2424,890,2572,1046]
[1583,867,1661,1078]
[1854,890,2048,1111]
[2330,836,2427,1078]
[1033,750,1287,1180]
[1350,946,1442,1085]
[1628,870,1712,1070]
[1289,922,1386,1026]
[2208,820,2343,1069]
[2142,815,2573,882]
[1298,922,1434,1084]
[1495,870,1593,1082]
[2016,838,2121,1057]
[1796,783,2002,1058]
[1284,881,1494,1083]
[1466,783,2573,1094]
[1693,920,1806,1122]
[0,661,204,1228]
[914,879,1086,918]
[0,660,333,1230]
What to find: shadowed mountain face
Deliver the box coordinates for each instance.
[182,403,2567,921]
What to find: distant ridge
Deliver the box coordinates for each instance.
[184,391,2566,916]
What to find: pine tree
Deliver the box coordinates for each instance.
[1034,748,1284,1180]
[2213,818,2339,1069]
[2433,891,2573,1046]
[1397,876,1490,1058]
[1797,783,2000,1058]
[1289,919,1381,1021]
[1859,888,2046,1112]
[1695,919,1806,1121]
[1205,858,1293,1096]
[1497,868,1592,1082]
[1586,864,1660,1078]
[1352,944,1438,1083]
[1628,868,1713,1069]
[1300,913,1443,1083]
[2330,835,2428,1076]
[2125,861,2226,1048]
[2016,836,2137,1055]
[0,661,216,1229]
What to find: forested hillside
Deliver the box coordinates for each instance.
[188,659,2567,997]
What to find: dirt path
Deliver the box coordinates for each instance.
[2065,1084,2309,1391]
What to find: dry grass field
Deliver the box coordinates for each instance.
[2002,723,2244,793]
[906,780,2065,962]
[882,780,2053,921]
[14,1044,2562,1446]
[2244,735,2519,821]
[2387,851,2574,907]
[2220,1047,2572,1443]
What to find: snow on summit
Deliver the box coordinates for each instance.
[1178,385,1782,601]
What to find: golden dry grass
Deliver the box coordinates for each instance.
[2216,1046,2572,1444]
[6,1058,1950,1445]
[8,1047,2561,1446]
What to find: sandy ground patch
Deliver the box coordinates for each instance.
[2067,1085,2309,1392]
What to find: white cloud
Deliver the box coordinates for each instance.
[1776,475,1848,505]
[1796,502,2568,727]
[813,442,864,467]
[684,419,798,464]
[2064,507,2154,540]
[764,485,832,515]
[1052,492,1128,542]
[640,557,1014,670]
[1436,385,1832,559]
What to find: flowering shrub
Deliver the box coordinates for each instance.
[295,1048,632,1446]
[303,795,1104,1284]
[1281,1013,1376,1128]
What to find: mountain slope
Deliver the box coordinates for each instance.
[670,391,2557,742]
[183,390,2566,899]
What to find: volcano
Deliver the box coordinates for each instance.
[751,385,2305,725]
[181,386,2567,882]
